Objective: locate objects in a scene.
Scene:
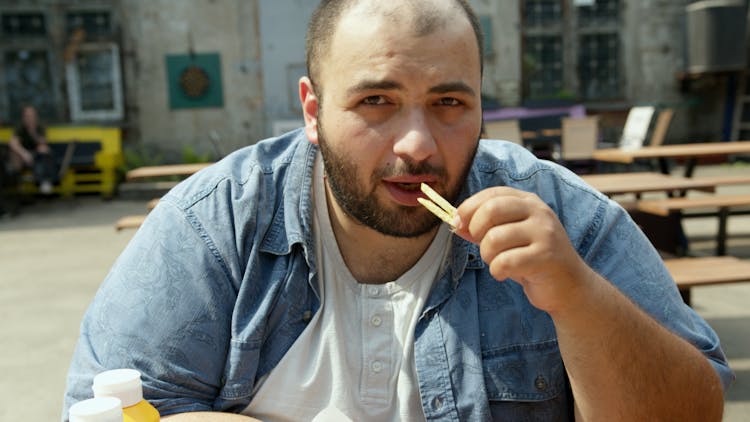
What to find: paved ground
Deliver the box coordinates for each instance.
[1,163,749,421]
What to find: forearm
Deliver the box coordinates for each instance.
[163,412,258,421]
[552,270,724,421]
[8,137,29,157]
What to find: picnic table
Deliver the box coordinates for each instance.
[125,162,213,181]
[116,162,213,230]
[591,141,750,176]
[582,171,750,256]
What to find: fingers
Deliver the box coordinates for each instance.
[478,222,529,260]
[455,187,536,242]
[454,186,562,276]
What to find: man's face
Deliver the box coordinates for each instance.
[303,2,482,237]
[22,107,37,128]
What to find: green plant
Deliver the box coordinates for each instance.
[181,145,213,164]
[120,145,165,173]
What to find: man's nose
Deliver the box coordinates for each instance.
[392,109,437,162]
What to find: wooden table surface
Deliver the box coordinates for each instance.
[581,172,718,196]
[664,256,750,287]
[125,162,213,181]
[591,141,750,164]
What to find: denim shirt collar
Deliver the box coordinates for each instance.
[256,130,486,307]
[258,132,319,267]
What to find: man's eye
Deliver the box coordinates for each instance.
[362,96,387,105]
[437,97,461,106]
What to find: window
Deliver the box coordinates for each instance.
[66,42,123,121]
[1,12,46,37]
[66,11,112,38]
[522,0,622,101]
[3,49,55,122]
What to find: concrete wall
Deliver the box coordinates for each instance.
[0,0,736,156]
[257,0,316,137]
[119,0,263,158]
[621,0,723,142]
[470,0,523,107]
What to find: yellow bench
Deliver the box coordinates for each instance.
[0,126,123,198]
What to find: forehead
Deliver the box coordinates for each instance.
[320,1,480,92]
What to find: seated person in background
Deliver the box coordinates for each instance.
[7,105,57,194]
[63,0,733,421]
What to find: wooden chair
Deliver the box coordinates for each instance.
[561,116,599,161]
[648,108,674,147]
[618,106,655,150]
[483,119,523,145]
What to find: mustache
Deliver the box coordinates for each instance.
[375,160,447,179]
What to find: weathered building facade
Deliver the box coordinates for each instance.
[0,0,741,160]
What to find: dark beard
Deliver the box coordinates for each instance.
[316,123,475,238]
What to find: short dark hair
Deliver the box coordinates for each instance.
[305,0,484,93]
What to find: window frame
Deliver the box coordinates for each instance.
[521,0,623,102]
[65,41,124,121]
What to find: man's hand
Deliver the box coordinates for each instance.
[453,186,725,420]
[35,142,50,154]
[21,149,34,166]
[453,186,595,314]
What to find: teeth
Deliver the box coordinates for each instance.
[397,183,420,191]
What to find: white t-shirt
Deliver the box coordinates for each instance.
[243,154,451,421]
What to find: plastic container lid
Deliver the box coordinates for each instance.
[69,397,123,422]
[93,368,144,407]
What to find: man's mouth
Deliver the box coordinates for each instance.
[394,182,421,191]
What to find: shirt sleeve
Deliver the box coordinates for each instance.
[62,200,239,419]
[581,199,735,390]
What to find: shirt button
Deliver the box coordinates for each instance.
[371,360,383,373]
[370,315,382,326]
[368,286,380,296]
[431,395,444,410]
[535,375,548,391]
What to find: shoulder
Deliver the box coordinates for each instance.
[469,140,624,251]
[470,140,602,201]
[164,128,313,210]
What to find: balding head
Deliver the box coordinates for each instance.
[305,0,483,94]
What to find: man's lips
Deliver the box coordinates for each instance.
[382,177,438,205]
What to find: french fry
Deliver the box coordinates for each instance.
[418,183,457,229]
[420,183,456,215]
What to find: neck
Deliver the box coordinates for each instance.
[325,184,438,285]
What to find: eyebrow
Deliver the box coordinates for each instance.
[346,79,476,97]
[429,81,476,97]
[346,80,403,97]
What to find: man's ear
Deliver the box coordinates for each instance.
[299,76,320,145]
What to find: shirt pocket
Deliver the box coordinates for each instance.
[482,340,571,421]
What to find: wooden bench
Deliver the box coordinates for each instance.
[0,126,123,198]
[125,163,211,181]
[664,256,750,305]
[115,214,147,231]
[116,163,210,231]
[114,197,160,231]
[636,193,750,255]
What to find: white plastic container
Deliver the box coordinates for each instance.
[93,369,160,422]
[69,397,123,422]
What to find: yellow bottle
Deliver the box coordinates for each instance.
[93,369,160,422]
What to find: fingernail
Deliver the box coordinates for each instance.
[450,214,462,230]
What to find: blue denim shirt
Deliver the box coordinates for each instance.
[63,129,733,421]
